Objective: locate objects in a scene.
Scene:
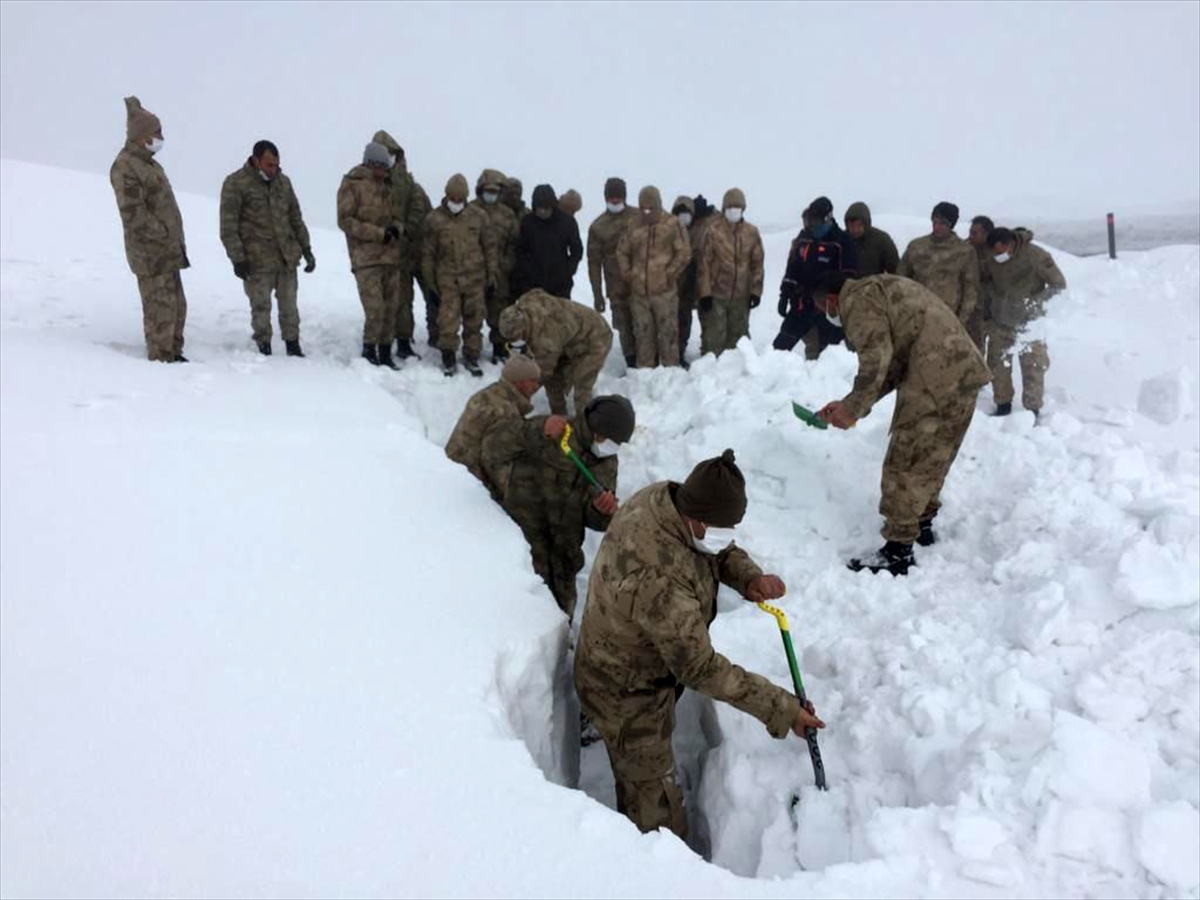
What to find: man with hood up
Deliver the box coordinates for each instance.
[697,188,765,356]
[587,177,642,368]
[844,202,899,278]
[501,176,529,221]
[513,183,584,299]
[110,96,189,363]
[470,168,520,363]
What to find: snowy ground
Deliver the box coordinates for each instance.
[2,159,1198,898]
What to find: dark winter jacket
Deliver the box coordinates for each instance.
[779,224,859,311]
[845,202,899,277]
[514,186,584,298]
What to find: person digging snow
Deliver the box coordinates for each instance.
[814,271,990,575]
[574,449,826,840]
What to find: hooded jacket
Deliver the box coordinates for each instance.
[513,185,583,298]
[110,140,188,277]
[698,207,765,302]
[845,202,899,278]
[984,228,1066,328]
[616,187,692,297]
[502,289,612,379]
[337,165,404,271]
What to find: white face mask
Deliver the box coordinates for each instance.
[993,251,1011,264]
[259,170,272,182]
[692,525,737,555]
[825,312,843,328]
[146,137,164,154]
[590,439,620,458]
[388,154,397,168]
[606,202,625,214]
[725,208,744,224]
[677,212,693,228]
[447,200,465,215]
[509,339,527,352]
[482,191,499,205]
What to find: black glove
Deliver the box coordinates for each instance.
[778,279,799,316]
[383,225,401,244]
[699,296,714,313]
[777,292,789,317]
[233,260,251,279]
[302,248,316,273]
[749,294,761,309]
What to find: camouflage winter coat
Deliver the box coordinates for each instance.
[574,480,801,738]
[897,232,979,323]
[219,161,311,272]
[110,140,187,277]
[507,289,612,383]
[677,207,721,307]
[445,378,533,499]
[984,229,1067,329]
[587,205,641,304]
[372,130,424,267]
[470,194,519,298]
[616,211,692,298]
[698,216,765,302]
[837,274,991,422]
[422,202,499,296]
[336,166,403,271]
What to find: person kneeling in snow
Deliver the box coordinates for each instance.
[814,272,991,575]
[482,395,635,618]
[574,450,825,841]
[444,355,542,502]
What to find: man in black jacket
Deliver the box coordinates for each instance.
[771,196,859,359]
[514,184,583,298]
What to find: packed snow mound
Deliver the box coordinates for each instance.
[2,159,1199,899]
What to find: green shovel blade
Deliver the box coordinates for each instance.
[792,402,829,430]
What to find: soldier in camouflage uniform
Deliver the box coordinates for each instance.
[697,188,765,356]
[574,449,825,839]
[501,176,529,221]
[219,140,314,357]
[984,226,1066,417]
[423,174,499,377]
[844,202,900,278]
[499,289,613,415]
[897,202,979,326]
[445,355,542,501]
[587,177,642,368]
[470,169,521,363]
[617,186,692,369]
[110,96,189,363]
[965,215,995,353]
[814,272,991,575]
[483,395,636,617]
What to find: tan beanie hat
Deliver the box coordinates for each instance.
[722,187,747,210]
[638,185,663,213]
[559,189,582,215]
[124,96,161,143]
[502,355,541,383]
[446,174,470,203]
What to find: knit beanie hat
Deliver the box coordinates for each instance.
[604,177,627,201]
[584,395,636,444]
[559,189,582,215]
[124,96,161,142]
[722,188,747,210]
[638,186,663,213]
[502,355,540,383]
[932,201,960,228]
[445,174,470,203]
[676,449,748,527]
[363,142,393,168]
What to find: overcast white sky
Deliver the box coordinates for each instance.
[2,0,1198,231]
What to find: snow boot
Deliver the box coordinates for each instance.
[285,340,305,358]
[992,402,1012,417]
[624,354,637,370]
[917,519,936,547]
[171,353,188,363]
[257,340,272,356]
[679,355,691,371]
[848,541,915,576]
[377,344,400,370]
[394,338,416,360]
[491,344,509,365]
[463,355,483,377]
[441,349,458,376]
[362,343,379,366]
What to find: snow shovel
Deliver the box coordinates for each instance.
[560,424,604,495]
[792,401,829,430]
[757,601,827,790]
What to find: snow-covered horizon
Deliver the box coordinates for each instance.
[2,158,1197,899]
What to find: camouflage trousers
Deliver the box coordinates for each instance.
[678,294,695,358]
[965,306,986,354]
[987,321,1049,412]
[395,266,415,342]
[699,296,751,356]
[355,264,401,345]
[243,269,299,344]
[511,514,585,618]
[631,291,680,368]
[545,333,613,416]
[880,385,979,543]
[610,292,637,361]
[136,270,187,362]
[437,284,485,358]
[486,288,513,352]
[574,677,687,839]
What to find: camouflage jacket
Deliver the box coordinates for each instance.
[469,198,520,298]
[897,233,979,323]
[586,205,641,304]
[370,131,421,266]
[617,212,692,298]
[508,289,612,380]
[984,229,1066,329]
[219,161,310,272]
[110,140,187,277]
[482,408,619,538]
[698,217,765,302]
[677,212,720,305]
[973,242,994,320]
[336,166,403,271]
[838,274,991,422]
[405,177,433,274]
[445,378,532,500]
[574,481,801,738]
[422,202,499,296]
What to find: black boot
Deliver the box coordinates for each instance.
[992,402,1012,417]
[917,519,937,547]
[441,349,457,376]
[624,354,637,369]
[171,353,188,363]
[848,541,915,576]
[463,354,483,377]
[679,355,691,371]
[362,343,379,365]
[377,344,400,370]
[491,344,509,365]
[256,340,272,356]
[285,340,304,358]
[394,338,415,360]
